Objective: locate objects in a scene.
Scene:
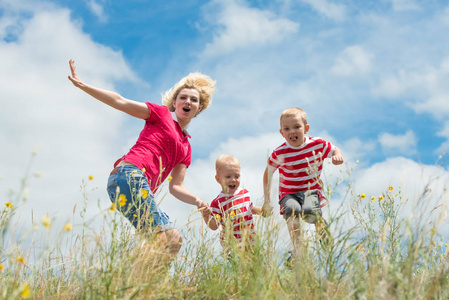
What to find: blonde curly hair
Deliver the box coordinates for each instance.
[162,72,216,115]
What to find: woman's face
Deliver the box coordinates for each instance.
[173,88,201,124]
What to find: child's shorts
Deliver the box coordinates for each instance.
[106,165,173,232]
[279,190,323,224]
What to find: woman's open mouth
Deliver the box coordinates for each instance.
[183,107,191,112]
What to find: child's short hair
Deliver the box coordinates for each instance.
[162,72,216,115]
[215,155,240,173]
[280,107,308,125]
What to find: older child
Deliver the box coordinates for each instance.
[202,155,265,249]
[263,107,344,257]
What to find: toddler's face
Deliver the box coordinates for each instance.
[215,163,241,194]
[280,115,310,147]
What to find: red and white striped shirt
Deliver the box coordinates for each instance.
[268,136,334,203]
[210,188,256,244]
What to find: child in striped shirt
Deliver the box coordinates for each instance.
[263,107,344,258]
[202,155,265,249]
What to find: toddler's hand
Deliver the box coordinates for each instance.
[196,200,210,216]
[202,207,212,218]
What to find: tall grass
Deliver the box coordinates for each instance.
[1,159,449,299]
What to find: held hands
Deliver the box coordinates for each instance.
[262,202,274,218]
[332,155,344,165]
[68,59,83,88]
[196,200,211,217]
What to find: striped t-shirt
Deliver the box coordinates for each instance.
[210,188,256,244]
[268,136,334,203]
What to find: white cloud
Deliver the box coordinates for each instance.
[436,121,449,155]
[339,137,377,164]
[387,0,420,11]
[373,59,449,120]
[332,45,373,76]
[351,157,449,229]
[202,0,299,57]
[300,0,346,21]
[85,0,108,23]
[439,6,449,26]
[0,3,140,231]
[378,130,417,155]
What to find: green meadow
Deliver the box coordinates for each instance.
[1,155,449,299]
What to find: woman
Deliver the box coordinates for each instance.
[68,60,215,256]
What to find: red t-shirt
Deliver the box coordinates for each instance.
[114,102,191,193]
[268,136,334,202]
[210,189,256,243]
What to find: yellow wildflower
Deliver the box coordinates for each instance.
[214,214,221,222]
[0,264,4,271]
[21,284,31,299]
[445,243,448,247]
[133,214,137,218]
[118,194,127,207]
[42,216,51,228]
[5,202,13,209]
[88,175,94,181]
[230,211,236,219]
[148,217,154,224]
[378,195,384,201]
[140,189,149,199]
[63,223,72,231]
[360,193,366,199]
[430,228,434,232]
[168,175,173,182]
[16,256,24,264]
[388,186,394,191]
[370,196,375,201]
[110,203,116,212]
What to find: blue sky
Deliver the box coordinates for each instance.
[57,0,449,165]
[1,0,449,244]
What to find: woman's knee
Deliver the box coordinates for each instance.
[164,229,182,255]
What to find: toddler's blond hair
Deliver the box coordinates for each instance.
[215,155,240,173]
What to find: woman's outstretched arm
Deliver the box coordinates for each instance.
[68,59,150,120]
[169,163,209,211]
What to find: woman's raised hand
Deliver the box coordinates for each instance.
[68,59,83,88]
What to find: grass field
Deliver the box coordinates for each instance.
[1,164,449,299]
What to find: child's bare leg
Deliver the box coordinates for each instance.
[315,218,332,245]
[287,216,302,256]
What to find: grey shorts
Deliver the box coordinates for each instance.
[279,190,322,224]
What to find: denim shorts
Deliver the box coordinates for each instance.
[106,165,172,232]
[279,190,323,224]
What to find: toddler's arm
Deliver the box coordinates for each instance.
[251,206,263,215]
[202,207,219,230]
[332,147,344,165]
